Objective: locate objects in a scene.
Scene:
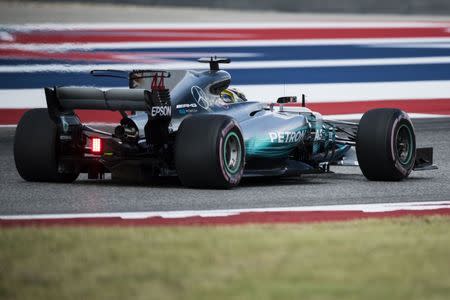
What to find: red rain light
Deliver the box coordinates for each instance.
[92,137,102,154]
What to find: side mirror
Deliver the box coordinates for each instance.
[277,96,297,104]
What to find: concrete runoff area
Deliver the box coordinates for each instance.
[1,1,450,24]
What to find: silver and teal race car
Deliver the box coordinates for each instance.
[14,57,436,188]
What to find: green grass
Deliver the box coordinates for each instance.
[1,217,449,300]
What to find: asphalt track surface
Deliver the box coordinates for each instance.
[0,118,449,215]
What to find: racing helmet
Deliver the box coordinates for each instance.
[221,87,247,103]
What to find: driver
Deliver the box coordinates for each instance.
[220,87,247,103]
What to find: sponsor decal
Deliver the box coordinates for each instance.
[176,103,197,109]
[150,105,171,117]
[177,104,198,115]
[60,116,69,133]
[269,130,305,143]
[191,86,209,109]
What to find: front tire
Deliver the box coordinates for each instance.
[14,108,79,182]
[356,108,416,181]
[175,115,245,188]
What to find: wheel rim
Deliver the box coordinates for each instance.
[395,124,413,165]
[223,132,242,175]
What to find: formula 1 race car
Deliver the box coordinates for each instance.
[14,57,436,188]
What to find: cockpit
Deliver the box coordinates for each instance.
[220,87,248,104]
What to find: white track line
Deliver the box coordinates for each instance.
[2,22,449,30]
[0,89,46,108]
[4,38,450,51]
[2,81,450,109]
[236,81,450,103]
[2,56,450,73]
[1,201,449,220]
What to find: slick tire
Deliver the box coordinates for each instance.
[14,108,79,182]
[175,114,245,188]
[356,108,416,181]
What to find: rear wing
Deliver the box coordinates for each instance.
[45,86,171,123]
[90,69,170,89]
[45,87,150,111]
[44,71,172,132]
[45,70,171,113]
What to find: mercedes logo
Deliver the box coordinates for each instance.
[191,85,209,109]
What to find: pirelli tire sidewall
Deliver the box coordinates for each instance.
[175,114,245,188]
[218,121,245,186]
[356,108,416,181]
[390,117,416,178]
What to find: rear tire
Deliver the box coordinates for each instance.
[356,108,416,181]
[14,108,79,182]
[175,115,245,188]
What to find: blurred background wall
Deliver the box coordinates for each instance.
[25,0,450,15]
